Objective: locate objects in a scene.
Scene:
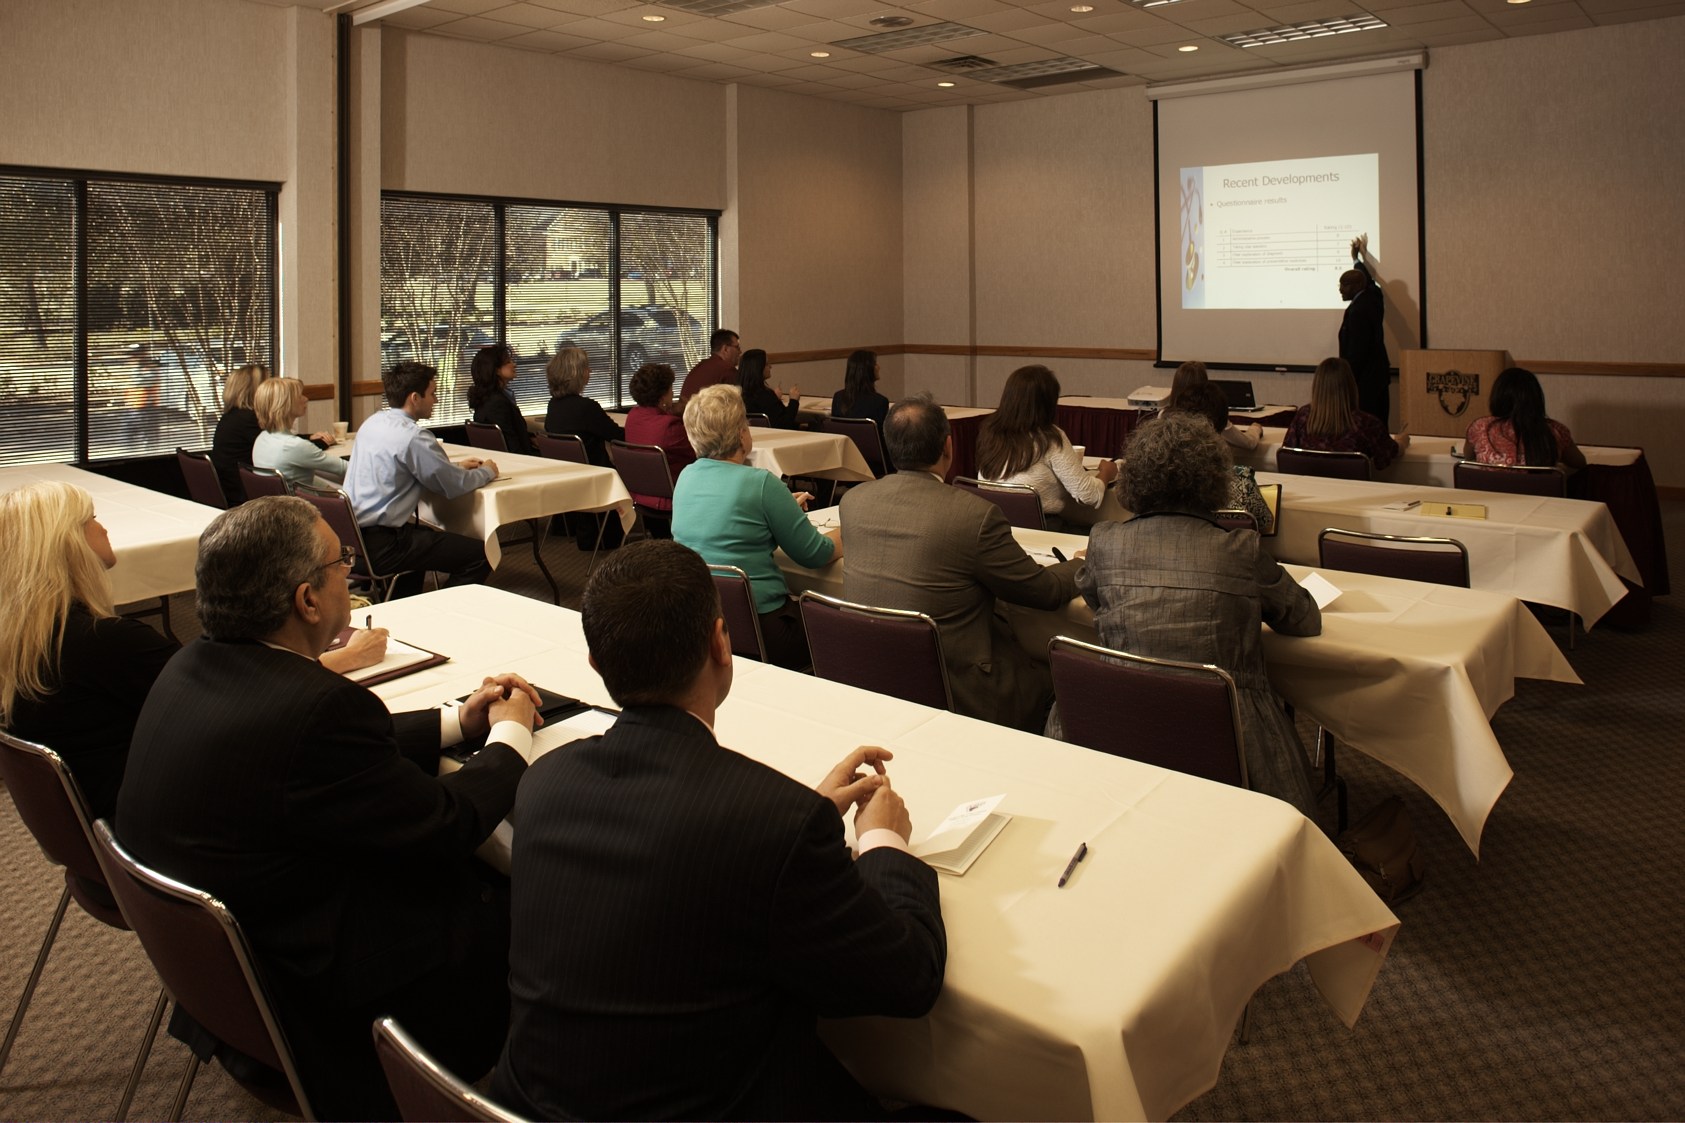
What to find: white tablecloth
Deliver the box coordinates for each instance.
[781,511,1579,856]
[338,437,633,567]
[1252,470,1640,626]
[0,463,219,604]
[364,585,1398,1123]
[1238,427,1641,487]
[746,428,874,482]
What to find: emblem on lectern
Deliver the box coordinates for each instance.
[1426,370,1480,417]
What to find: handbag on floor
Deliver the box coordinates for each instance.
[1339,796,1425,905]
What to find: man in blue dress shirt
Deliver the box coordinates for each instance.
[346,362,498,597]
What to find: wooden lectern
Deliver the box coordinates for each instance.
[1399,349,1512,439]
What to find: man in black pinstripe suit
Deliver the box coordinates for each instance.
[493,540,947,1121]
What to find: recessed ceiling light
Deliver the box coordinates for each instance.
[1070,4,1094,11]
[1506,0,1530,4]
[869,14,914,26]
[810,50,830,56]
[1178,43,1198,51]
[642,13,665,20]
[937,80,956,87]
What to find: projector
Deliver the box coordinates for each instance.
[1126,385,1172,408]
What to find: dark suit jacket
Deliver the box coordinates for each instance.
[1339,260,1391,423]
[841,471,1082,730]
[211,407,261,502]
[545,393,623,466]
[493,705,945,1122]
[6,603,178,821]
[472,390,536,455]
[116,638,525,1007]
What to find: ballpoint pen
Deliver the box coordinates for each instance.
[1057,842,1088,888]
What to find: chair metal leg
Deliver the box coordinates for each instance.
[114,987,168,1121]
[1569,611,1578,649]
[169,1053,201,1122]
[585,511,609,575]
[0,883,71,1074]
[156,595,177,642]
[1317,728,1349,833]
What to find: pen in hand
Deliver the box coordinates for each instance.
[1051,547,1067,563]
[366,613,372,630]
[1057,842,1088,888]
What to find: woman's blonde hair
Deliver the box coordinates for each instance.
[547,347,590,397]
[0,481,117,723]
[254,377,305,433]
[224,362,272,411]
[684,384,747,460]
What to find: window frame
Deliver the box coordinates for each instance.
[379,189,720,414]
[0,164,280,467]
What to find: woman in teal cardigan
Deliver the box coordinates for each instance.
[672,385,842,669]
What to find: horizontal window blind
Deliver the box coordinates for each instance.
[0,176,76,468]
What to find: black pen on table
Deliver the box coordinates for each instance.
[1057,842,1088,888]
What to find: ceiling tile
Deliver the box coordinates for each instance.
[619,50,703,69]
[1105,21,1201,43]
[666,17,766,38]
[1068,9,1171,33]
[614,28,699,48]
[717,6,831,28]
[727,30,820,50]
[378,7,463,28]
[963,7,1058,31]
[674,38,763,58]
[483,2,578,27]
[673,60,761,78]
[429,0,516,15]
[525,0,645,13]
[1587,1,1685,20]
[500,27,601,48]
[1376,0,1473,22]
[566,39,658,58]
[782,0,898,16]
[904,0,1017,18]
[432,15,539,38]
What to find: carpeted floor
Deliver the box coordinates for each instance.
[2,511,1682,1121]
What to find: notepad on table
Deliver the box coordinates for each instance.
[339,637,448,686]
[913,794,1011,875]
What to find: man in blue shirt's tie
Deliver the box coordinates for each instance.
[346,362,497,598]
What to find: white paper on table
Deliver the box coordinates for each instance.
[525,707,619,763]
[1299,570,1343,610]
[1380,499,1421,512]
[340,638,440,683]
[916,794,1005,852]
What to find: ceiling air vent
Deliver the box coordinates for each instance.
[832,22,985,53]
[966,57,1121,89]
[932,55,999,70]
[652,0,784,16]
[1222,14,1389,47]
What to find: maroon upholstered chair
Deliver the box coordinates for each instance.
[463,421,508,453]
[822,416,890,478]
[239,465,290,499]
[534,432,589,464]
[1276,446,1371,481]
[1047,636,1247,789]
[608,440,677,539]
[798,592,953,711]
[0,733,169,1121]
[373,1017,526,1123]
[176,447,229,508]
[1453,460,1566,497]
[1318,528,1470,588]
[951,477,1045,530]
[293,482,419,603]
[91,819,313,1121]
[710,565,767,662]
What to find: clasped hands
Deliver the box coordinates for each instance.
[816,746,911,842]
[460,673,545,738]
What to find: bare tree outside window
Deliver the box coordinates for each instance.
[379,197,495,422]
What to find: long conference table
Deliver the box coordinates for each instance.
[363,585,1399,1122]
[780,511,1580,856]
[1253,470,1641,628]
[0,462,219,605]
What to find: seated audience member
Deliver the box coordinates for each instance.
[831,348,889,430]
[1063,412,1321,816]
[623,362,696,530]
[493,540,945,1121]
[1465,366,1587,470]
[467,343,536,455]
[841,395,1082,732]
[673,385,840,669]
[0,483,385,820]
[543,346,622,466]
[252,377,347,489]
[680,328,742,403]
[0,481,177,821]
[210,361,272,502]
[1166,359,1262,450]
[115,496,536,1121]
[737,348,800,429]
[1283,357,1406,471]
[976,364,1122,529]
[346,361,498,597]
[1167,382,1274,533]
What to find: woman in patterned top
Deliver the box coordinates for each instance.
[1465,366,1586,470]
[1168,382,1274,532]
[1283,357,1406,471]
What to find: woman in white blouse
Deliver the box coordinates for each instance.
[251,377,346,489]
[976,365,1125,530]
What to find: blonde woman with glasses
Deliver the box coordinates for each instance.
[0,483,388,821]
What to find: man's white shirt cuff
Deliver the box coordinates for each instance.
[858,828,910,855]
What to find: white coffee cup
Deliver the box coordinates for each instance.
[333,420,350,441]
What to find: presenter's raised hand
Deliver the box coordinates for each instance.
[817,746,893,816]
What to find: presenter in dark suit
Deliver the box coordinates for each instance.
[1339,234,1391,426]
[841,395,1083,732]
[493,539,947,1121]
[116,496,540,1120]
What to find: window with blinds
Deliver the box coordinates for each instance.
[381,194,717,416]
[0,171,276,466]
